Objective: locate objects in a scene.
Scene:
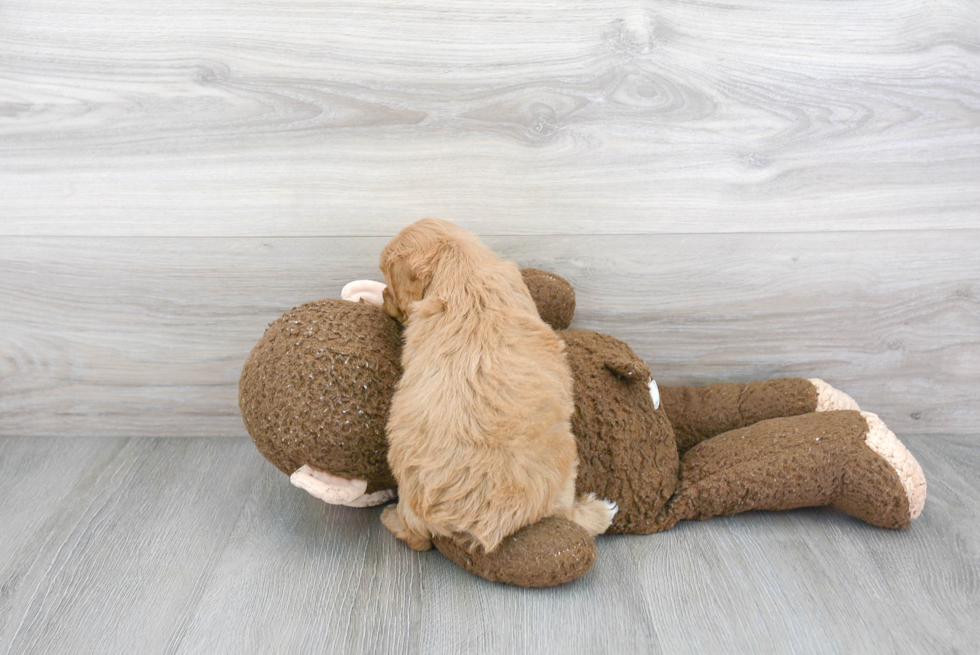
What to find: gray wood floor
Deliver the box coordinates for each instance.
[0,435,976,654]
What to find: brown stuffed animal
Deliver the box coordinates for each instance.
[239,270,926,587]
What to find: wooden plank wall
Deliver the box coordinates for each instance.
[1,0,978,437]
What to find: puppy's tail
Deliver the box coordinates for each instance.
[567,493,618,536]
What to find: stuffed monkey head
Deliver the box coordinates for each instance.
[239,299,401,499]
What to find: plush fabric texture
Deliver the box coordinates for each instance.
[659,410,913,531]
[659,378,819,456]
[239,269,922,588]
[561,329,679,534]
[521,268,576,331]
[433,517,597,587]
[239,299,402,492]
[861,411,926,518]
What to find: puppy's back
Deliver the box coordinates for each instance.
[387,243,580,551]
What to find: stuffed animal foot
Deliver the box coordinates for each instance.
[433,517,597,587]
[809,378,861,412]
[660,410,926,531]
[839,411,926,525]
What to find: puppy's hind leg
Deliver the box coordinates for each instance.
[381,502,433,551]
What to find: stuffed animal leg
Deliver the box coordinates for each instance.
[653,409,927,532]
[659,378,859,456]
[436,406,927,586]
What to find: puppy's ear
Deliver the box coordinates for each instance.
[413,296,446,319]
[382,286,406,323]
[389,254,429,302]
[382,254,431,324]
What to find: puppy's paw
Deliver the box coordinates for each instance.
[571,493,618,536]
[381,504,433,551]
[380,504,401,530]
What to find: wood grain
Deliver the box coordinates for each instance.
[0,437,126,566]
[1,0,978,235]
[0,437,260,655]
[0,435,976,654]
[1,231,977,437]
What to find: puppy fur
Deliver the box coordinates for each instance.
[379,218,616,553]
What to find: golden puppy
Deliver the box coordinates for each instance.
[378,218,616,553]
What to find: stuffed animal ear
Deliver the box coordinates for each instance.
[605,356,652,383]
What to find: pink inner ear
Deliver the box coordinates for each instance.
[289,465,396,508]
[341,280,386,307]
[290,465,368,503]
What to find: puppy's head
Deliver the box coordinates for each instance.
[379,218,473,322]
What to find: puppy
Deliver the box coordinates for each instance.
[378,218,616,553]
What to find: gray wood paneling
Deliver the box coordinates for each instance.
[0,435,976,654]
[2,231,977,437]
[1,0,978,236]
